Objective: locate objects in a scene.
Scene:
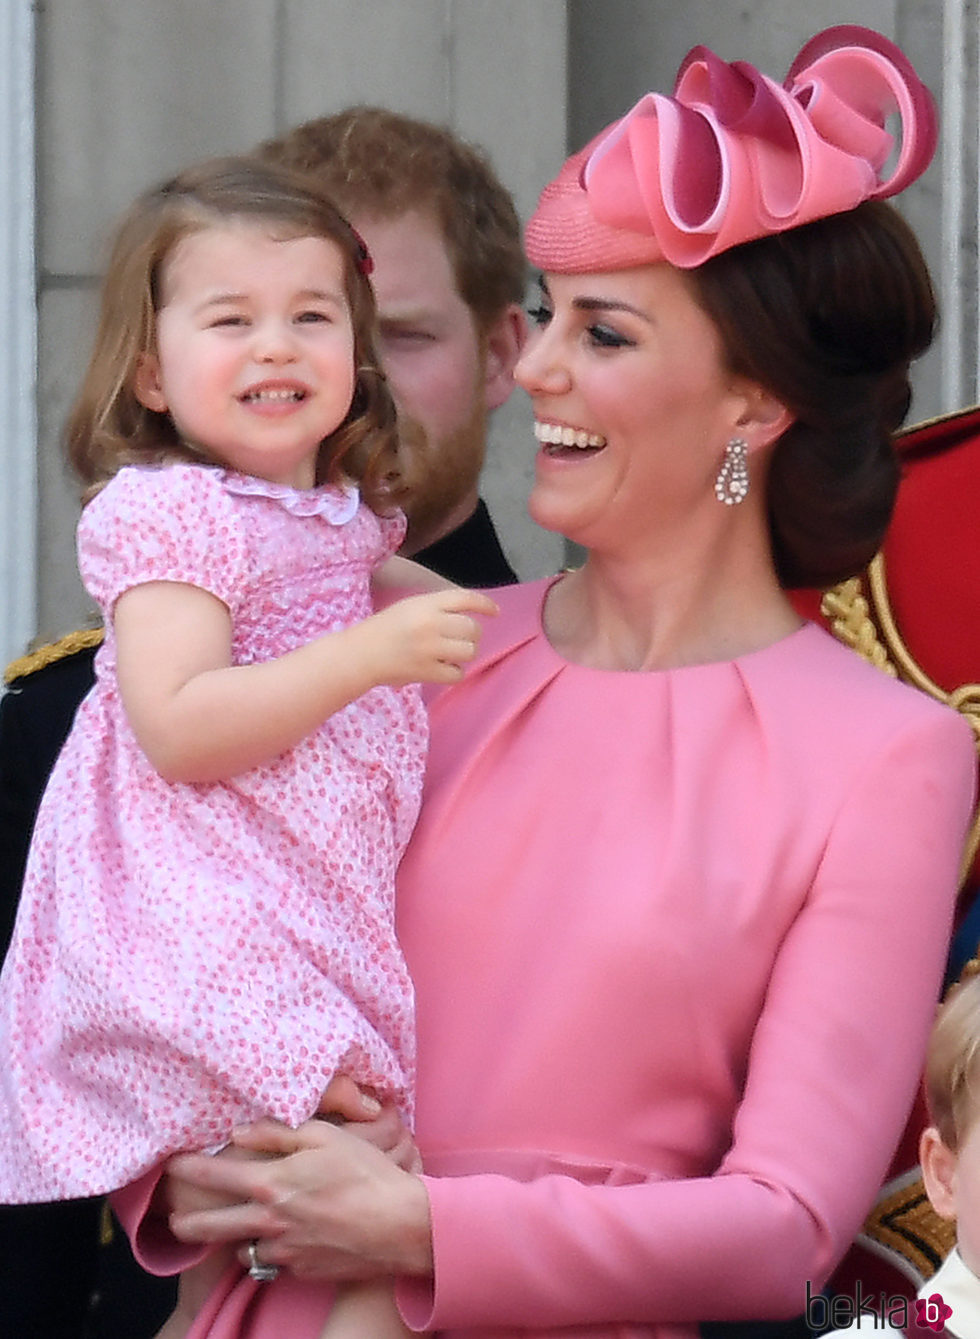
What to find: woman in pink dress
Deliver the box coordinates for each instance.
[0,156,495,1338]
[123,27,975,1339]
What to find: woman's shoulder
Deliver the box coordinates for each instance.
[419,578,550,713]
[761,621,977,779]
[473,577,552,657]
[485,576,553,617]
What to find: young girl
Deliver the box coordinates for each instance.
[0,156,495,1336]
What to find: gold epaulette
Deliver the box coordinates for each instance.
[856,1167,956,1285]
[3,627,104,686]
[821,552,980,890]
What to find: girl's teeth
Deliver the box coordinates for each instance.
[245,388,302,402]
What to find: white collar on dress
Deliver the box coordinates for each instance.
[220,471,360,523]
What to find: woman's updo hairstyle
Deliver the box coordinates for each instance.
[689,200,936,588]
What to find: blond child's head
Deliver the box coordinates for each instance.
[920,969,980,1274]
[67,155,397,510]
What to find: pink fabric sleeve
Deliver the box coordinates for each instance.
[375,507,408,561]
[398,709,977,1331]
[111,1166,210,1278]
[78,465,248,616]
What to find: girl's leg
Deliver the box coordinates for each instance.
[318,1280,419,1339]
[153,1249,235,1339]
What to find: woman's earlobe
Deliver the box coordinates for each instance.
[133,353,168,412]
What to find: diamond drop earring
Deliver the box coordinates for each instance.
[714,437,749,506]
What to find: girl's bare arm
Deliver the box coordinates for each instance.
[114,580,497,783]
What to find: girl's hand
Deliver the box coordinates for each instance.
[314,1076,422,1173]
[364,588,498,687]
[167,1119,433,1284]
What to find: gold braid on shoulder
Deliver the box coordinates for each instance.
[821,553,980,889]
[4,627,104,687]
[819,568,897,679]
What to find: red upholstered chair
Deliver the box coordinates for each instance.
[788,403,980,1304]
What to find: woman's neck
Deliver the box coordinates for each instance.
[544,527,801,673]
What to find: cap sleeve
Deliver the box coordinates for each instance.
[375,507,407,561]
[78,465,248,616]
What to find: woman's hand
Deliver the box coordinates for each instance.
[161,1142,272,1222]
[167,1117,433,1283]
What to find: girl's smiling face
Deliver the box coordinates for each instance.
[515,262,754,553]
[134,223,356,490]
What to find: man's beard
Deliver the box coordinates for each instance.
[390,402,488,554]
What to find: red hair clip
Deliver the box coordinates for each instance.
[351,228,374,276]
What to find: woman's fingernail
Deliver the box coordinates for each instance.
[361,1094,382,1114]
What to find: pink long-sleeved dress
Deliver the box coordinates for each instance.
[120,577,977,1337]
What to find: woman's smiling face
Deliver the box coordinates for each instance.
[515,262,751,553]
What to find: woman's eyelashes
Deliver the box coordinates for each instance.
[526,305,633,351]
[585,322,633,349]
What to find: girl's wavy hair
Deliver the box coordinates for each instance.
[67,155,397,512]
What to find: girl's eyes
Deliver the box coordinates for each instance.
[526,305,552,328]
[207,310,332,328]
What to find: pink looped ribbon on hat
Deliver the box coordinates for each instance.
[532,25,937,271]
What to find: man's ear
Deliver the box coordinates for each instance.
[133,353,168,413]
[482,303,527,412]
[920,1125,959,1221]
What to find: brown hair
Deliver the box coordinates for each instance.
[688,201,937,589]
[66,155,397,511]
[925,971,980,1151]
[258,106,526,331]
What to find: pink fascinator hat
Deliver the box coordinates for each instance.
[525,25,938,273]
